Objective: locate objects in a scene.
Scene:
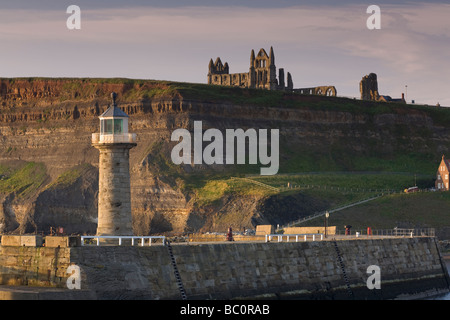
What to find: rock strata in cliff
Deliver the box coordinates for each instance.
[0,78,449,235]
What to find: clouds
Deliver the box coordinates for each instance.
[0,2,448,105]
[343,3,450,72]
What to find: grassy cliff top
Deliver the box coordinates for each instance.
[2,77,450,175]
[1,77,448,117]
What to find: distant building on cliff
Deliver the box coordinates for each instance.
[360,73,406,103]
[207,46,336,96]
[436,155,450,191]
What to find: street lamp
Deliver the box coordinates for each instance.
[405,85,408,103]
[324,211,330,238]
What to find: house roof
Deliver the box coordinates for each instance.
[379,95,405,103]
[440,155,450,170]
[444,159,450,169]
[99,105,129,118]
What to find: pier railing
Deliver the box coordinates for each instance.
[92,133,136,144]
[265,233,324,243]
[80,235,166,246]
[263,228,435,243]
[335,228,435,237]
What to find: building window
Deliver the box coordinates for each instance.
[102,119,113,134]
[114,119,123,134]
[101,119,123,134]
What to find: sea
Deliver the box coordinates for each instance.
[427,259,450,300]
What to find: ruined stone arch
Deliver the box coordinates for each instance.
[326,87,337,96]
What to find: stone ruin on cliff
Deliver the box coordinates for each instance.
[207,46,337,97]
[360,73,406,103]
[360,73,380,101]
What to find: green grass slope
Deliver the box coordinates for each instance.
[300,191,450,238]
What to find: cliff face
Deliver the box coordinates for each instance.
[0,78,449,235]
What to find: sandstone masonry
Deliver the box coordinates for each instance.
[0,237,448,300]
[92,93,137,236]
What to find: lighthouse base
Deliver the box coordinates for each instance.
[93,142,136,237]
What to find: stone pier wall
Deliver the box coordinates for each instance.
[0,237,448,299]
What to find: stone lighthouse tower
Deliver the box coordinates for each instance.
[92,92,136,236]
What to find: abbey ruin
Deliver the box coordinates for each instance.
[360,73,405,103]
[207,47,337,96]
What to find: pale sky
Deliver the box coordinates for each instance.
[1,1,449,106]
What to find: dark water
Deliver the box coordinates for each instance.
[428,259,450,300]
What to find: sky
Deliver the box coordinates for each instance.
[0,1,449,106]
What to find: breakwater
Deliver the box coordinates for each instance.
[0,236,449,300]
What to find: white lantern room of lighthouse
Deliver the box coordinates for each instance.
[92,92,136,144]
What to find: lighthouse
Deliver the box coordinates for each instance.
[92,92,136,236]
